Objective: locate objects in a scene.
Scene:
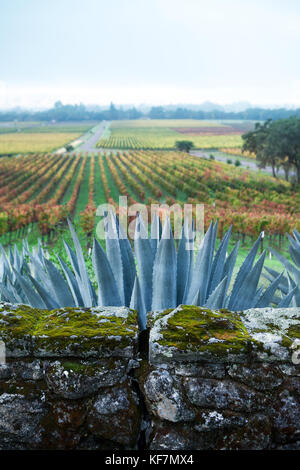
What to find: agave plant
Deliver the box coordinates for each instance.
[263,229,300,307]
[0,213,294,331]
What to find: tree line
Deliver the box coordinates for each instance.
[1,101,300,123]
[242,117,300,184]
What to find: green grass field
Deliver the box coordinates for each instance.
[0,132,83,155]
[96,119,254,149]
[0,121,96,155]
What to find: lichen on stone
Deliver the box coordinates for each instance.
[241,307,300,361]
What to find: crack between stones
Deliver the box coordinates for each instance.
[129,327,151,450]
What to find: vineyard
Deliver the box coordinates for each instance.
[0,150,299,253]
[96,119,252,149]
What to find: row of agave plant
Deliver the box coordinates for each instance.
[0,213,299,331]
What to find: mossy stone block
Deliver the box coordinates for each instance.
[149,305,252,364]
[0,303,138,358]
[149,305,300,364]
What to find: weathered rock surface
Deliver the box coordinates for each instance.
[0,303,140,450]
[183,377,267,412]
[45,359,127,399]
[143,368,195,422]
[0,303,298,450]
[87,385,141,446]
[0,393,46,450]
[143,305,300,450]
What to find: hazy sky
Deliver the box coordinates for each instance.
[0,0,300,108]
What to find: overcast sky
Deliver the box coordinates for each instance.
[0,0,300,109]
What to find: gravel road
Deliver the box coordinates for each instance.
[191,150,291,179]
[75,121,110,152]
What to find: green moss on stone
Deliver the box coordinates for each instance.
[287,323,300,339]
[282,323,300,349]
[61,361,90,373]
[0,304,44,340]
[156,305,251,357]
[0,303,138,356]
[60,358,120,375]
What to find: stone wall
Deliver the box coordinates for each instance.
[0,302,299,450]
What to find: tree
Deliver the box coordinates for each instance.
[242,117,300,183]
[149,106,165,119]
[54,100,63,108]
[175,140,195,153]
[242,119,278,177]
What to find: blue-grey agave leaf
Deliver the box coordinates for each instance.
[150,212,162,255]
[22,238,30,258]
[252,286,265,306]
[117,217,136,307]
[263,266,289,295]
[208,226,232,296]
[290,247,300,269]
[191,287,201,306]
[0,260,4,283]
[286,271,300,306]
[6,277,24,304]
[63,240,80,277]
[134,213,154,312]
[57,255,84,307]
[29,246,45,272]
[12,269,47,309]
[9,247,14,269]
[182,220,195,304]
[228,235,261,309]
[211,220,218,259]
[287,234,300,268]
[277,287,297,308]
[13,245,21,272]
[37,238,47,267]
[152,217,177,311]
[222,240,240,296]
[255,272,284,308]
[44,258,75,307]
[177,220,193,305]
[264,265,284,279]
[269,247,300,285]
[92,238,122,306]
[0,282,18,304]
[27,274,60,309]
[119,245,135,307]
[67,219,94,307]
[105,212,125,305]
[130,276,146,331]
[185,221,216,305]
[231,251,266,310]
[293,229,300,244]
[205,276,228,309]
[0,243,12,281]
[287,232,300,251]
[9,247,19,285]
[27,252,57,298]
